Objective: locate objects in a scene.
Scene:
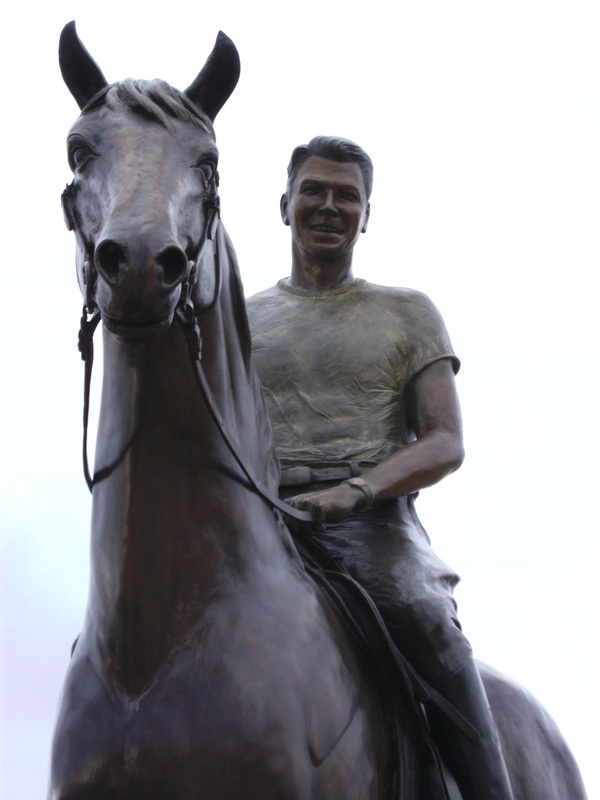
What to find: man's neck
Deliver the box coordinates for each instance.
[289,254,355,290]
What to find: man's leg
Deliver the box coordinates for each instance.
[427,660,514,800]
[312,496,515,800]
[376,591,514,800]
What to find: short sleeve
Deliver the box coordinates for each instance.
[401,291,460,386]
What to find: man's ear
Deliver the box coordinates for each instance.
[280,193,290,226]
[361,202,370,234]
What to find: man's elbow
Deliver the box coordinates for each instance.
[443,433,465,473]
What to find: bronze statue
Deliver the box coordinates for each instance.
[51,22,588,800]
[246,137,588,800]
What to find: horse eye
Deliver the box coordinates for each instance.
[69,145,95,171]
[195,161,216,185]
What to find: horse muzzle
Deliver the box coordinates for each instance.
[92,236,191,339]
[95,239,189,289]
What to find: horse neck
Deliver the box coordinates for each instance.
[87,253,282,692]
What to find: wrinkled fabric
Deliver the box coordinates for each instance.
[248,279,471,681]
[247,279,460,468]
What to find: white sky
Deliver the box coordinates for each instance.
[1,1,599,798]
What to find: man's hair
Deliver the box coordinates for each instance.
[286,136,373,199]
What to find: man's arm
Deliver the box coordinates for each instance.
[285,358,464,526]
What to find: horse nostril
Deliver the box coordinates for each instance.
[156,246,188,287]
[95,240,127,284]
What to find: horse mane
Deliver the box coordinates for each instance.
[199,222,281,493]
[81,79,215,135]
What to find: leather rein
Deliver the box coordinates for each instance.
[76,182,313,524]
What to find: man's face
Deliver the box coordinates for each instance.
[282,156,370,262]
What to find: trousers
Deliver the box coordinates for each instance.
[281,484,472,683]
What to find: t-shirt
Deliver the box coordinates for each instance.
[246,278,459,469]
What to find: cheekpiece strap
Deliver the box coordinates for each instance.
[78,307,102,492]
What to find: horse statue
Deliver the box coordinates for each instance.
[50,21,588,800]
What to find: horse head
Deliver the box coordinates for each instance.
[59,21,240,339]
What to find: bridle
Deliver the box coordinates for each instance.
[72,176,314,524]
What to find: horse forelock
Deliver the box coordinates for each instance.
[81,79,215,136]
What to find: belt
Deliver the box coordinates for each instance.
[279,462,375,487]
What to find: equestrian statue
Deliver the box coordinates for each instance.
[49,21,588,800]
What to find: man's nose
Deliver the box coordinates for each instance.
[320,190,338,213]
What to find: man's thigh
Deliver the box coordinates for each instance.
[312,496,471,680]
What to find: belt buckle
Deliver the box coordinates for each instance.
[283,466,312,486]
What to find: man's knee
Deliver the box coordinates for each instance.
[384,594,473,681]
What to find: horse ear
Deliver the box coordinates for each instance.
[59,21,108,110]
[184,31,240,122]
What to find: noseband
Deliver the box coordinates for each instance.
[74,180,313,524]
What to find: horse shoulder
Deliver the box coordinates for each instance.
[300,585,386,797]
[225,568,385,792]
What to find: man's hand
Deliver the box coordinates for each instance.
[285,482,366,530]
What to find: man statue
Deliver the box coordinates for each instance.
[246,136,514,800]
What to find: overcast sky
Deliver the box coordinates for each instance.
[2,1,599,798]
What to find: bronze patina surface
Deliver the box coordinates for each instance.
[50,25,587,800]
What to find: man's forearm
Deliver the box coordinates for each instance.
[360,431,465,503]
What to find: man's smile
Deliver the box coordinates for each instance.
[310,224,344,233]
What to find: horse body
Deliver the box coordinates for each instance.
[51,22,588,800]
[51,311,387,800]
[53,360,383,797]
